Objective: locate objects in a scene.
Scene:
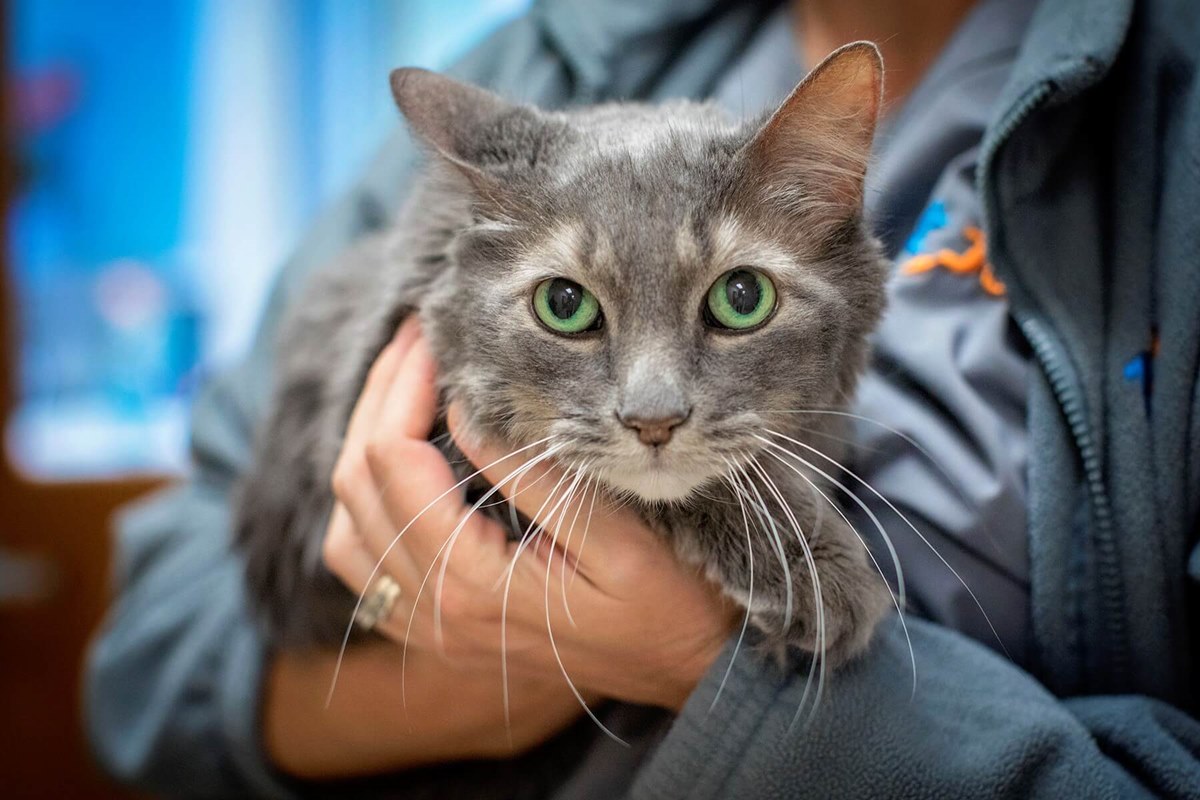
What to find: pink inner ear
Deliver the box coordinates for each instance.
[742,42,883,223]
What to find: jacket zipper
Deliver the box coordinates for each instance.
[980,81,1128,686]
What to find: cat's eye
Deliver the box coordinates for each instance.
[533,278,602,334]
[705,268,776,331]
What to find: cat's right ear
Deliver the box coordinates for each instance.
[390,68,533,178]
[735,42,883,231]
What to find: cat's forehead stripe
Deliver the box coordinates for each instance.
[525,220,586,273]
[709,216,796,272]
[674,218,701,265]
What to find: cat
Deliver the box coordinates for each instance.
[235,41,894,670]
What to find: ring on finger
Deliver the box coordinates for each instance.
[354,574,402,632]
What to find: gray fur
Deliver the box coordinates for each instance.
[236,43,893,664]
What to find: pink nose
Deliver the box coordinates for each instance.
[619,412,689,446]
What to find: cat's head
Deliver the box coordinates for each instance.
[395,43,887,503]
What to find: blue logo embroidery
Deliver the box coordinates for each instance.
[903,200,947,256]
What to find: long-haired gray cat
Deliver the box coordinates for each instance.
[236,42,894,675]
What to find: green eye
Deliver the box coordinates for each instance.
[533,278,602,334]
[705,268,776,330]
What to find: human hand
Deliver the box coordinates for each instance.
[322,318,736,716]
[268,319,586,778]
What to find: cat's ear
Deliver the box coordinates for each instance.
[390,68,535,175]
[737,41,882,227]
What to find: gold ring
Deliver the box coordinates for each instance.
[354,574,401,632]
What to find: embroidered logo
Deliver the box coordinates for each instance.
[899,202,1006,297]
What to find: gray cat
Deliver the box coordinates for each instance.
[236,42,894,670]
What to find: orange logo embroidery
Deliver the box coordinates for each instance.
[899,226,1006,297]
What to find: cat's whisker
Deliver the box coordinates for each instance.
[760,429,1010,658]
[398,445,563,710]
[771,421,883,454]
[568,475,600,590]
[728,459,822,723]
[498,463,577,745]
[432,448,564,651]
[471,464,555,511]
[539,464,628,747]
[759,445,917,697]
[541,463,587,628]
[500,463,627,747]
[760,407,983,520]
[763,408,936,460]
[728,462,793,636]
[807,469,827,541]
[559,472,595,628]
[709,460,754,713]
[744,455,827,729]
[327,434,557,707]
[754,435,907,612]
[507,471,524,534]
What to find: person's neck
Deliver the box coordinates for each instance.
[793,0,978,111]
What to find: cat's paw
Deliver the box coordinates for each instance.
[752,563,892,667]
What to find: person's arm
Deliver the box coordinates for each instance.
[262,646,591,780]
[629,615,1200,799]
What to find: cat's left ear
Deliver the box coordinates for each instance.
[736,41,883,228]
[390,68,541,187]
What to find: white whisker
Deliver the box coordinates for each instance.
[398,445,563,709]
[327,434,556,707]
[558,472,595,627]
[569,475,600,589]
[755,437,906,608]
[710,459,754,712]
[764,408,983,516]
[760,445,917,697]
[539,464,628,746]
[727,462,793,634]
[760,429,1009,658]
[744,456,827,728]
[498,464,627,746]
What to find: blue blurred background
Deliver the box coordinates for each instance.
[7,0,529,479]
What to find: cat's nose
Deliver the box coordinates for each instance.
[618,409,691,446]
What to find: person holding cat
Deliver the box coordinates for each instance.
[86,0,1200,797]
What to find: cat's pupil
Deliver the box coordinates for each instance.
[548,279,584,319]
[725,270,761,315]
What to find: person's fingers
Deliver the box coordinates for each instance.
[376,333,440,442]
[447,402,649,579]
[345,317,420,444]
[321,504,425,648]
[333,452,424,590]
[362,336,508,588]
[332,316,421,555]
[322,503,382,594]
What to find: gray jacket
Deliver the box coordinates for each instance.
[86,0,1200,797]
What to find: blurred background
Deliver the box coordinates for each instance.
[0,0,527,795]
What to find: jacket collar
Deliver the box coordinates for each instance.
[534,0,768,92]
[535,0,1134,109]
[985,0,1133,152]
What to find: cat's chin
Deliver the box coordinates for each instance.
[598,465,711,504]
